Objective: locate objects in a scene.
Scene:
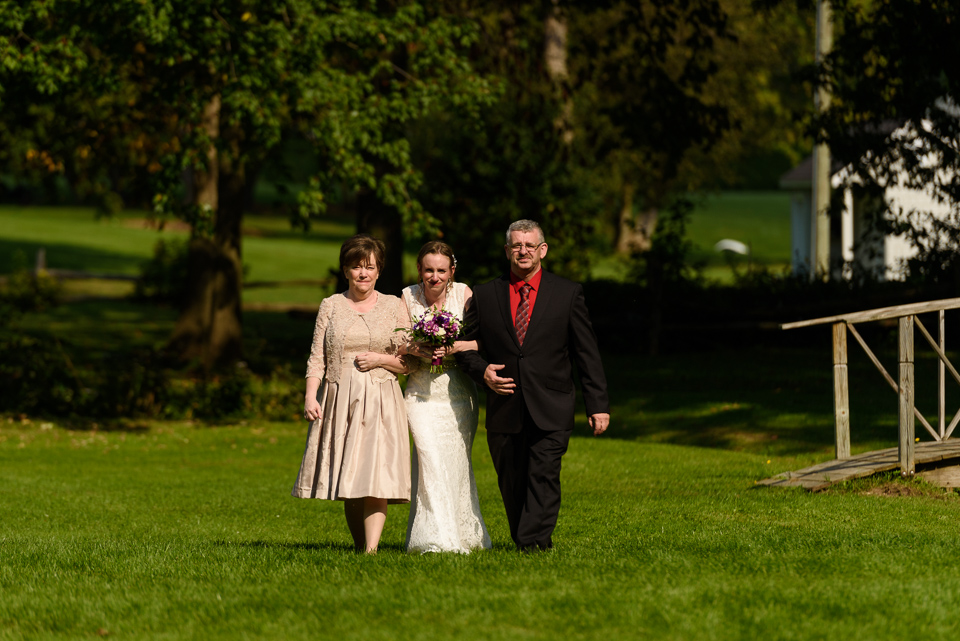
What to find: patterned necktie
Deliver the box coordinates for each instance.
[515,283,532,345]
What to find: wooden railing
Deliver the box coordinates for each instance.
[782,297,960,475]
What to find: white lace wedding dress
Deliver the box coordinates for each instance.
[402,282,491,553]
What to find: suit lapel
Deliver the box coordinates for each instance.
[495,275,520,349]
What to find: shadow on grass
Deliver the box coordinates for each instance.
[7,300,177,359]
[245,228,354,245]
[218,539,406,553]
[0,238,145,274]
[13,298,957,460]
[594,343,947,456]
[64,420,152,433]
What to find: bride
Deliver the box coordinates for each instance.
[401,241,491,553]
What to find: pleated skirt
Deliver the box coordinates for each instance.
[292,368,411,503]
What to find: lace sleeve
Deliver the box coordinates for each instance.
[305,297,334,380]
[396,294,419,372]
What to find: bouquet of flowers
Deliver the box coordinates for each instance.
[400,307,463,373]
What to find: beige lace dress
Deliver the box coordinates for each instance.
[292,292,412,503]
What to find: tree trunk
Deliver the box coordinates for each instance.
[355,187,403,295]
[168,95,244,370]
[544,0,573,146]
[616,183,659,254]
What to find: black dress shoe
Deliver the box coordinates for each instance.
[518,542,553,554]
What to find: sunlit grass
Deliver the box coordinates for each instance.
[5,292,960,638]
[8,198,960,638]
[687,191,791,265]
[2,194,793,295]
[0,205,353,305]
[588,191,792,283]
[4,416,960,640]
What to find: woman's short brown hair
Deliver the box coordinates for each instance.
[416,241,456,277]
[339,234,386,273]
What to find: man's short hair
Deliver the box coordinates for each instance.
[505,219,545,246]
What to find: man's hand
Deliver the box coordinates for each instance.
[588,413,610,436]
[484,364,515,396]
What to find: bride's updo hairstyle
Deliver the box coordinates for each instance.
[416,241,457,284]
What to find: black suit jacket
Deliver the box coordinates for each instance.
[457,270,609,433]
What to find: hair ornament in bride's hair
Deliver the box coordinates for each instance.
[452,254,458,268]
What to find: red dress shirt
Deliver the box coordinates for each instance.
[509,268,542,327]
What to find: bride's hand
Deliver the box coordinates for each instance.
[409,342,433,359]
[432,345,453,359]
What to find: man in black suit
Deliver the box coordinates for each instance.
[457,219,610,551]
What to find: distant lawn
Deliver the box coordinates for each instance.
[0,206,166,275]
[591,191,792,283]
[2,193,792,299]
[0,205,352,305]
[686,191,792,282]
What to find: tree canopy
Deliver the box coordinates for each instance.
[2,0,830,363]
[1,0,495,367]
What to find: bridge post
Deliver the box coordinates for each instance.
[899,315,915,474]
[832,322,850,459]
[940,310,946,438]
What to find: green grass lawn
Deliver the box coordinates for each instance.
[6,297,960,638]
[686,191,792,282]
[591,191,792,283]
[1,193,794,295]
[687,191,792,265]
[7,199,960,639]
[5,408,960,640]
[0,206,352,306]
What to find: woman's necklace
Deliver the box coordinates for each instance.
[346,290,378,312]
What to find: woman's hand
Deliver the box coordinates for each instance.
[354,352,383,372]
[304,397,322,422]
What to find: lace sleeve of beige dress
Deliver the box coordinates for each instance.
[305,296,335,380]
[395,295,418,373]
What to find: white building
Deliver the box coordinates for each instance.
[780,133,954,281]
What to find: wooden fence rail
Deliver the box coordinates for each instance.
[782,297,960,474]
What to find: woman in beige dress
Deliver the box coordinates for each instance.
[292,234,413,553]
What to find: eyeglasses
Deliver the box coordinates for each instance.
[507,243,544,253]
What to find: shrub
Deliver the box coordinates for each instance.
[162,363,302,422]
[0,334,85,417]
[0,331,302,423]
[135,238,190,306]
[0,268,62,324]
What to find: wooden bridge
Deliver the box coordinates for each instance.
[759,297,960,490]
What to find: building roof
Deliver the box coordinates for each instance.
[779,154,847,190]
[779,155,813,190]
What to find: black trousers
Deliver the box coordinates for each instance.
[486,407,572,550]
